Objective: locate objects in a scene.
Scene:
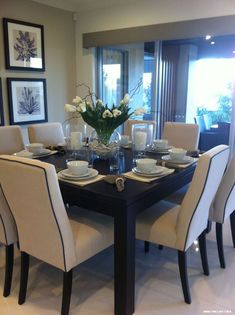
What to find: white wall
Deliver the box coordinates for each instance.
[75,0,235,94]
[0,0,76,143]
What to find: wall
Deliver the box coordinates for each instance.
[0,0,76,142]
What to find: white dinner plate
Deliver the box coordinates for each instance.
[145,145,173,154]
[132,166,168,177]
[58,169,98,181]
[133,165,165,176]
[161,155,194,164]
[61,168,93,179]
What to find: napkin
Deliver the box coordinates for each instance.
[123,168,175,183]
[58,173,105,186]
[161,157,198,169]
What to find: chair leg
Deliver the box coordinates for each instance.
[216,223,226,269]
[178,250,191,304]
[158,245,163,250]
[206,220,212,234]
[144,241,149,253]
[230,210,235,248]
[3,244,14,297]
[61,270,73,315]
[198,230,209,276]
[18,252,30,305]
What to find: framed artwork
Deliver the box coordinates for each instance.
[0,78,4,126]
[3,18,45,71]
[7,78,48,125]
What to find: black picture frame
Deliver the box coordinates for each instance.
[3,18,45,71]
[7,78,48,125]
[0,78,4,126]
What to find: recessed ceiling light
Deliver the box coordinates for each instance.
[205,35,211,40]
[232,50,235,54]
[210,41,215,45]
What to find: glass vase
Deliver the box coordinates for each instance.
[89,129,121,160]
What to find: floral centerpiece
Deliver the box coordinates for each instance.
[65,93,132,145]
[64,82,144,158]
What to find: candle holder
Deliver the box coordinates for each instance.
[132,123,153,161]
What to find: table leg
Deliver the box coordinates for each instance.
[114,209,135,315]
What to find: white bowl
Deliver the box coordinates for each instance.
[136,158,156,173]
[153,139,168,149]
[169,148,187,161]
[26,143,43,154]
[67,160,88,175]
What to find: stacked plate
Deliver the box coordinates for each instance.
[161,155,194,164]
[58,168,98,181]
[146,145,173,154]
[32,148,52,158]
[132,165,168,178]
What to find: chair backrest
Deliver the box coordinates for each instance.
[203,114,212,130]
[176,145,229,251]
[124,120,156,140]
[28,122,65,147]
[0,126,25,154]
[0,186,17,246]
[194,116,206,133]
[0,155,76,272]
[209,153,235,224]
[162,122,200,151]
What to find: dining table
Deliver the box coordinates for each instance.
[39,147,197,315]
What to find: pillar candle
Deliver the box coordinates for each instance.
[70,131,82,149]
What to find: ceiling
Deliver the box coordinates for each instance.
[31,0,139,12]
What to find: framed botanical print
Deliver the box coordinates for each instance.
[0,78,4,126]
[3,18,45,71]
[7,78,48,125]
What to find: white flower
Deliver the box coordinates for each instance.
[77,102,86,113]
[112,109,122,117]
[102,109,113,118]
[72,96,83,104]
[134,107,146,116]
[123,94,130,105]
[64,104,77,113]
[96,99,103,106]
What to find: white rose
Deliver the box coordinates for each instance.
[77,102,86,113]
[102,109,113,118]
[64,104,77,113]
[72,96,83,104]
[96,99,103,106]
[112,109,122,117]
[123,94,130,105]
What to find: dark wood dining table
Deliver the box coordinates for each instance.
[40,148,196,315]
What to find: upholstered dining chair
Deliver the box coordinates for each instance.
[0,187,18,297]
[136,145,229,304]
[28,122,65,147]
[124,119,156,140]
[208,153,235,269]
[0,125,25,154]
[0,155,113,315]
[162,122,200,151]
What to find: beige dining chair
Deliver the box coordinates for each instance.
[0,187,18,297]
[0,125,25,154]
[162,122,200,151]
[136,145,229,304]
[208,152,235,268]
[28,122,65,147]
[124,119,156,140]
[0,155,113,315]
